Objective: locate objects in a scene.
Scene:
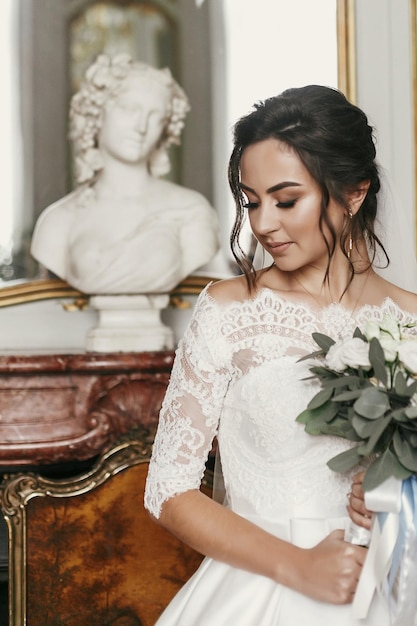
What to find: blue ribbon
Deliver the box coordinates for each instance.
[385,476,417,626]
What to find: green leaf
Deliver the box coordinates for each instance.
[305,421,327,436]
[296,408,314,424]
[322,402,342,423]
[309,366,336,379]
[297,350,324,363]
[353,327,367,341]
[296,402,339,431]
[402,422,417,435]
[353,387,389,419]
[327,446,363,473]
[319,420,362,441]
[369,337,388,385]
[405,405,417,419]
[392,408,409,422]
[404,379,417,398]
[393,431,417,471]
[307,386,334,410]
[322,375,366,389]
[304,404,340,435]
[356,413,392,455]
[391,372,417,399]
[332,389,363,402]
[394,371,408,396]
[362,448,411,491]
[352,413,388,439]
[322,375,373,390]
[312,332,335,353]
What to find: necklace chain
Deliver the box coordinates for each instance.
[291,271,371,317]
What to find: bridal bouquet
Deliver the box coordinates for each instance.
[296,316,417,491]
[296,316,417,624]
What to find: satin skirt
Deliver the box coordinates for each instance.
[155,515,389,626]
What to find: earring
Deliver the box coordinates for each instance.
[347,209,353,259]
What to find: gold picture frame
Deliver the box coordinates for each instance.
[337,0,357,102]
[0,275,217,310]
[411,0,417,245]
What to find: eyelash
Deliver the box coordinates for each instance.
[243,200,296,210]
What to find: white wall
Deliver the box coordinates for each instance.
[356,0,416,253]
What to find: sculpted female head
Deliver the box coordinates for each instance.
[69,54,190,184]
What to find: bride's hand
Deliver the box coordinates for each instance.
[347,471,373,530]
[293,529,367,604]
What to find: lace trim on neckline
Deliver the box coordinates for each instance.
[205,285,416,321]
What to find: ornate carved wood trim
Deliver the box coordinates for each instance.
[0,433,154,626]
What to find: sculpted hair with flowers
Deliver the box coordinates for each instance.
[69,53,190,184]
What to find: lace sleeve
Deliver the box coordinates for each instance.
[144,290,232,518]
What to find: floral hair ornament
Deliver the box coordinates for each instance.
[69,54,190,184]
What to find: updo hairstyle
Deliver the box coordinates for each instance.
[228,85,387,287]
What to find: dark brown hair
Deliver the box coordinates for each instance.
[228,85,387,289]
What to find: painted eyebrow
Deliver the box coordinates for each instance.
[239,181,302,194]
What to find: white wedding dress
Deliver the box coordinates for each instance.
[145,286,416,625]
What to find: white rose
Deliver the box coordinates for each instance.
[325,337,371,371]
[380,315,401,341]
[398,340,417,374]
[363,316,400,361]
[364,320,381,340]
[325,341,348,371]
[379,336,399,362]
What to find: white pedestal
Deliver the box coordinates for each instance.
[86,294,174,352]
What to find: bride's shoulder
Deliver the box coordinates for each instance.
[206,275,251,305]
[380,280,417,316]
[206,266,288,305]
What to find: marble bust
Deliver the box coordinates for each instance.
[31,54,219,295]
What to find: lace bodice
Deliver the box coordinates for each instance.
[144,287,417,520]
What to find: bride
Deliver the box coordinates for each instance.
[144,85,417,625]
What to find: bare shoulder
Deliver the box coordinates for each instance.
[379,279,417,315]
[206,266,292,306]
[393,289,417,316]
[207,275,251,305]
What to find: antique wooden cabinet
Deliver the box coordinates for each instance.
[0,351,207,626]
